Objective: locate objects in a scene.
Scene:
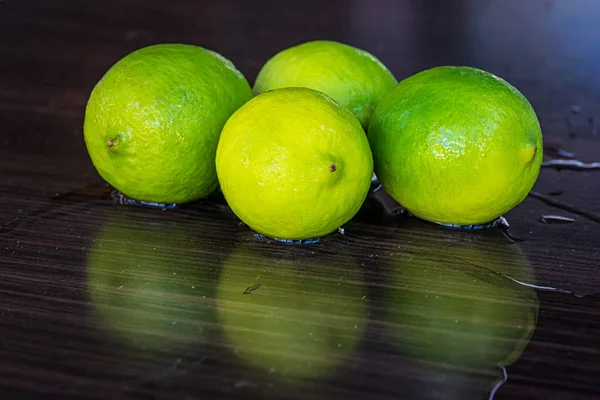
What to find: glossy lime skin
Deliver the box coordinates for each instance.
[253,40,397,129]
[368,66,543,225]
[84,44,253,204]
[216,87,373,240]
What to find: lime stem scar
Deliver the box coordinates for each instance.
[330,164,337,172]
[107,139,115,147]
[522,143,537,163]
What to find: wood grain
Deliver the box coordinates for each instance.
[2,1,600,399]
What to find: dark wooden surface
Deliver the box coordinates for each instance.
[2,1,600,399]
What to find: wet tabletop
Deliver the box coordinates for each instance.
[1,1,600,399]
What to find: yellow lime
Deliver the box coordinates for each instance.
[216,87,373,240]
[368,66,543,226]
[253,40,397,128]
[83,43,253,204]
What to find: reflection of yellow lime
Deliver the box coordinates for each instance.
[368,66,543,225]
[216,87,373,240]
[253,40,397,128]
[84,44,253,204]
[86,210,225,352]
[216,241,367,381]
[385,227,539,369]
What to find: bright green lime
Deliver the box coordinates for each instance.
[368,66,543,226]
[84,43,253,204]
[216,87,373,240]
[253,40,397,128]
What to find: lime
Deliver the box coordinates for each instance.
[253,40,397,128]
[215,87,373,240]
[83,43,253,204]
[368,66,543,226]
[216,240,367,381]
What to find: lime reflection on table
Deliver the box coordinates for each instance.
[216,238,368,384]
[86,208,231,353]
[383,226,539,377]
